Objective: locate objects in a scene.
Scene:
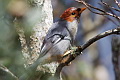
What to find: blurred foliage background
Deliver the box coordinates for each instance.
[0,0,120,80]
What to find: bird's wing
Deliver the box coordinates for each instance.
[39,21,71,58]
[39,33,65,58]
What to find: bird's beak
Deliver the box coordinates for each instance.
[79,7,86,13]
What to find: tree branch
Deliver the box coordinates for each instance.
[55,27,120,79]
[14,19,31,64]
[76,0,120,20]
[0,64,18,80]
[82,27,120,50]
[100,0,120,12]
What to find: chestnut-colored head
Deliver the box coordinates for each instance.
[60,7,86,22]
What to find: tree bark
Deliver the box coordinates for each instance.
[111,36,120,80]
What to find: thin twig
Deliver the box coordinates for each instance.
[104,16,120,27]
[98,2,117,17]
[82,27,120,50]
[104,16,120,26]
[55,27,120,79]
[92,2,119,26]
[0,64,18,80]
[76,0,120,20]
[101,0,120,12]
[114,0,120,8]
[99,0,120,26]
[76,0,105,15]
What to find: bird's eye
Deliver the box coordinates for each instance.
[71,12,76,15]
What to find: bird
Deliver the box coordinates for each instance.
[37,7,86,65]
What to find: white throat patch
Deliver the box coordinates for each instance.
[67,20,78,39]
